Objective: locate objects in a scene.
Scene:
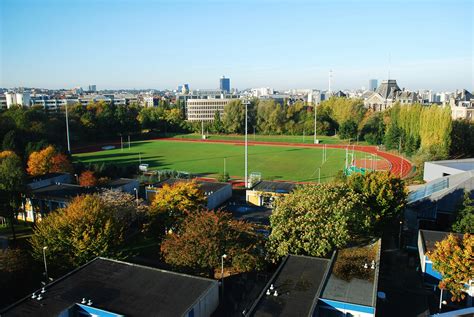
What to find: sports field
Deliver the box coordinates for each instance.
[74,139,379,182]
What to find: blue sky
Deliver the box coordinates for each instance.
[1,0,472,91]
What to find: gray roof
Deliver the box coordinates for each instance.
[29,183,97,202]
[249,255,332,317]
[1,258,217,317]
[427,158,474,172]
[419,230,464,254]
[251,181,297,194]
[105,178,137,187]
[375,80,400,99]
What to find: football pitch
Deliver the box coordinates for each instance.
[74,139,370,182]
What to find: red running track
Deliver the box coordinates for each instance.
[158,138,413,178]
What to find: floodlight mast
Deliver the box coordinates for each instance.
[244,98,249,188]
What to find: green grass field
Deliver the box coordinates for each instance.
[75,139,370,182]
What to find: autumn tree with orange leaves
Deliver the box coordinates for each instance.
[428,233,474,301]
[161,210,264,276]
[148,181,206,234]
[79,170,98,187]
[27,145,72,176]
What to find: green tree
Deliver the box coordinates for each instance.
[267,184,365,261]
[222,100,245,133]
[212,110,223,133]
[161,210,264,276]
[428,234,474,301]
[347,171,407,234]
[339,120,358,139]
[2,130,18,152]
[0,151,25,240]
[30,195,127,270]
[452,191,474,234]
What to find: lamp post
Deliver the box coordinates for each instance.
[133,187,139,206]
[439,288,447,312]
[42,246,49,284]
[221,254,227,300]
[398,220,403,249]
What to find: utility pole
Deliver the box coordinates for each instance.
[120,136,123,152]
[65,104,71,154]
[224,157,226,177]
[128,135,131,149]
[318,167,321,184]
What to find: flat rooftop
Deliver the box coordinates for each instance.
[427,159,474,172]
[249,255,332,317]
[152,178,230,193]
[29,183,96,202]
[320,240,381,308]
[1,258,217,317]
[105,178,137,187]
[251,181,297,194]
[420,230,465,253]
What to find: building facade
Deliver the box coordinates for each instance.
[186,98,235,121]
[220,76,230,93]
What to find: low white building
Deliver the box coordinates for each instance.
[423,159,474,182]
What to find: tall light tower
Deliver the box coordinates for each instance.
[313,102,318,144]
[328,69,332,94]
[65,104,71,153]
[244,98,249,188]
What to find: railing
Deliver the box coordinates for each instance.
[407,178,449,204]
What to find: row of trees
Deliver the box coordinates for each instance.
[29,181,264,277]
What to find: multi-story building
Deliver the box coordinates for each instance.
[364,79,419,111]
[88,84,97,92]
[4,91,31,108]
[450,89,474,121]
[220,76,230,93]
[186,98,235,121]
[368,79,378,92]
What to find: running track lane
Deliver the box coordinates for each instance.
[73,138,413,178]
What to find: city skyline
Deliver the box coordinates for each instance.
[1,0,473,91]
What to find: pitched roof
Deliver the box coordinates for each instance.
[375,80,400,99]
[251,181,297,194]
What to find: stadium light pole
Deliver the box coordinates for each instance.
[313,103,317,144]
[65,104,71,154]
[244,98,249,188]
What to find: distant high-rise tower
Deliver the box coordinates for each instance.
[369,79,378,91]
[220,76,230,93]
[88,85,97,92]
[328,70,332,93]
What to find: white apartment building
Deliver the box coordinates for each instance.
[186,98,236,121]
[4,92,31,108]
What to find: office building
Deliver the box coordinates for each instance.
[88,85,97,92]
[220,76,230,93]
[369,79,378,91]
[186,98,235,121]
